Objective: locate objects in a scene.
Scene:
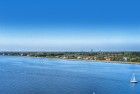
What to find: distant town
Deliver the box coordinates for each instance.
[0,51,140,64]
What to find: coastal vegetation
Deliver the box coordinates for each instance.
[0,51,140,63]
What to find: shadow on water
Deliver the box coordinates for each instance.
[130,83,138,94]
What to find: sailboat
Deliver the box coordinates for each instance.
[130,73,138,83]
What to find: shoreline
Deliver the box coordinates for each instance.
[47,57,140,65]
[0,55,140,65]
[1,51,140,64]
[32,56,140,65]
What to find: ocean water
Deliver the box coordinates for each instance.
[0,56,140,94]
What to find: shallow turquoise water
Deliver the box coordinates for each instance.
[0,56,140,94]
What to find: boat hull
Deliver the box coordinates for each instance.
[130,81,138,83]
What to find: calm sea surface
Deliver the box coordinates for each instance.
[0,56,140,94]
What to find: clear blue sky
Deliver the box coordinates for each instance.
[0,0,140,51]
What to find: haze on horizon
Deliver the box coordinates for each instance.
[0,0,140,51]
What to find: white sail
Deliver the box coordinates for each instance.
[130,73,138,83]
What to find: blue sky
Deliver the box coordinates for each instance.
[0,0,140,51]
